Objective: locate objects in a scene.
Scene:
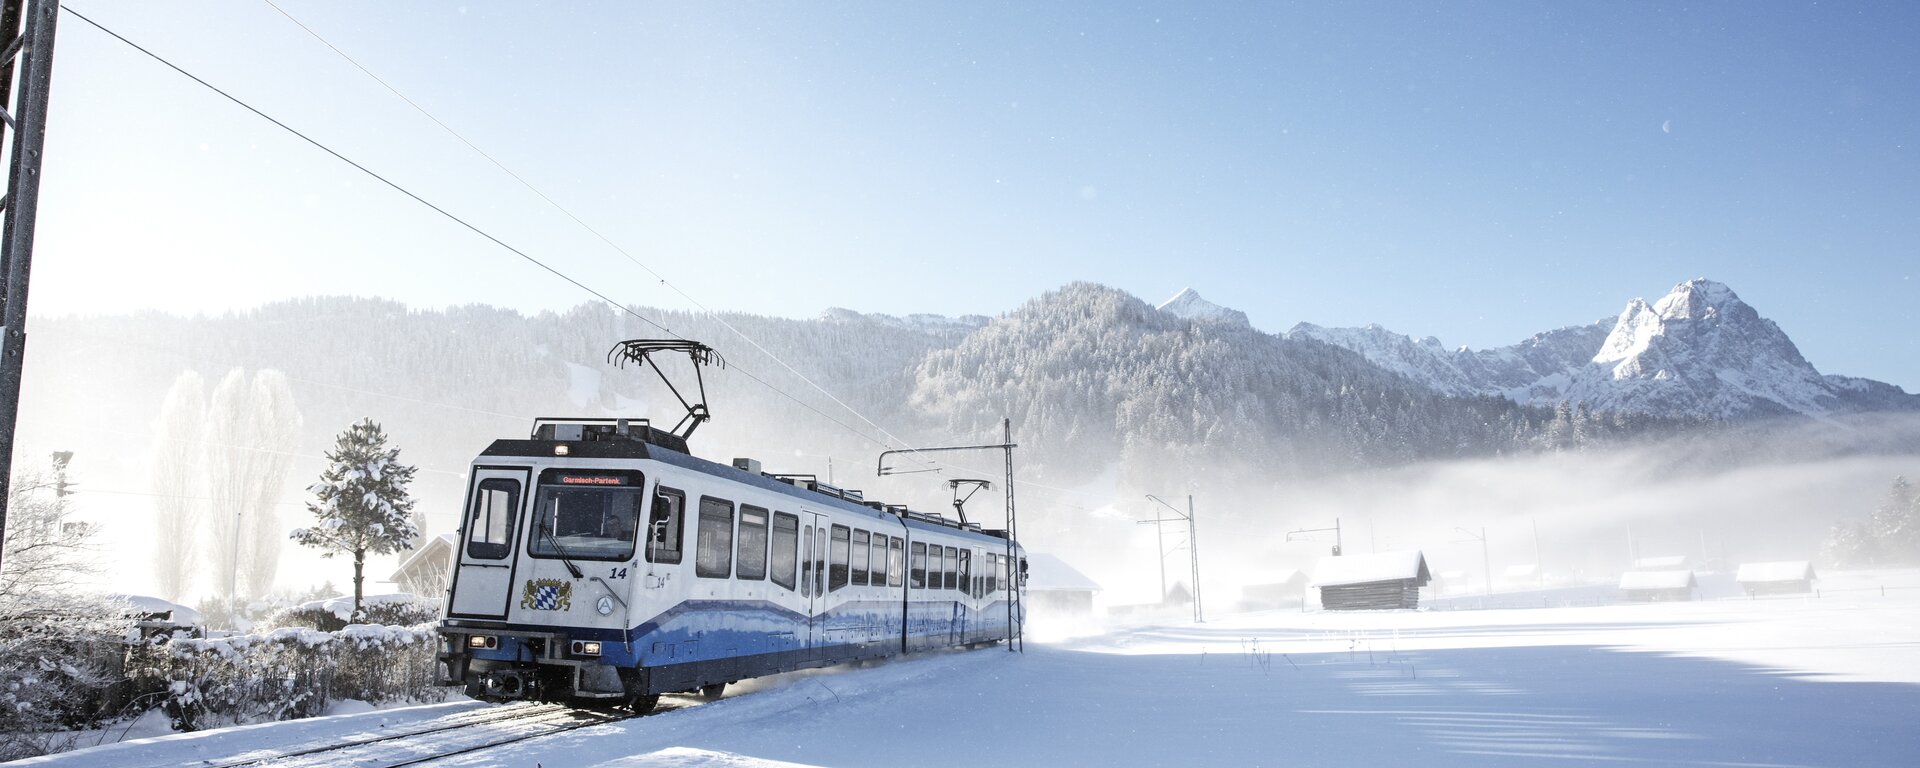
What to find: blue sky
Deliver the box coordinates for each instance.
[36,1,1919,387]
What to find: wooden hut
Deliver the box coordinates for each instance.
[1239,569,1309,610]
[1618,569,1697,602]
[1312,551,1431,610]
[1025,553,1102,617]
[389,533,456,597]
[1735,561,1815,596]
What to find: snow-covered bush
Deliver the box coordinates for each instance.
[130,623,447,732]
[266,593,440,632]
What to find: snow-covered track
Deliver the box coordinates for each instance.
[199,702,632,768]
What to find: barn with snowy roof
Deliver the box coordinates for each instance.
[1619,569,1697,602]
[1735,561,1815,596]
[389,533,456,597]
[1311,551,1431,610]
[1025,553,1102,616]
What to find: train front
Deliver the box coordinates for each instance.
[435,431,660,706]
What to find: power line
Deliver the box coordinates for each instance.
[62,5,897,451]
[251,0,929,455]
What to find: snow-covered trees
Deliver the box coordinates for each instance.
[1823,476,1920,566]
[291,419,419,616]
[150,372,207,601]
[206,369,304,604]
[0,464,137,760]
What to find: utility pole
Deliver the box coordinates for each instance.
[1144,494,1201,623]
[1287,518,1342,557]
[1454,526,1491,596]
[0,0,60,574]
[1136,514,1167,601]
[877,420,1021,652]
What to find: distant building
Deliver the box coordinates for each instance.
[1619,569,1697,602]
[1239,569,1309,610]
[390,533,456,597]
[1025,553,1101,617]
[1312,551,1431,610]
[1735,561,1816,596]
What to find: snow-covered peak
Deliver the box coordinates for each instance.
[1652,278,1744,321]
[1156,288,1250,328]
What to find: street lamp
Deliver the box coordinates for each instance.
[1143,494,1201,623]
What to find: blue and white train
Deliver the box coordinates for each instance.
[436,417,1024,712]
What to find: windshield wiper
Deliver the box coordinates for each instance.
[541,525,585,579]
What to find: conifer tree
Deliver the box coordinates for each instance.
[291,419,418,616]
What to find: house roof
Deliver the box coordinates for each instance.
[388,533,456,582]
[1735,561,1815,583]
[1025,552,1101,593]
[1619,570,1696,590]
[1311,551,1430,588]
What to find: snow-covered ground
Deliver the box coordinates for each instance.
[18,570,1920,767]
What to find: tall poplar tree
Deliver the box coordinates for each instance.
[291,419,418,616]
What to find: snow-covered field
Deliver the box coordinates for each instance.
[18,570,1920,767]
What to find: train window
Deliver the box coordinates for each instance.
[910,541,927,589]
[770,512,798,590]
[959,550,972,597]
[986,553,998,594]
[695,497,734,578]
[800,525,813,596]
[929,545,945,590]
[464,478,520,560]
[813,524,827,595]
[647,487,685,564]
[888,537,904,587]
[737,505,769,581]
[829,525,850,591]
[528,469,645,562]
[944,546,959,590]
[851,529,870,586]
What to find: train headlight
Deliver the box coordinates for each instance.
[596,596,614,616]
[571,640,601,656]
[554,445,570,456]
[468,635,498,650]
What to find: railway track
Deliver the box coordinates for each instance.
[197,701,645,768]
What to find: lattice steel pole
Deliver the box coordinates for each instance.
[0,0,58,572]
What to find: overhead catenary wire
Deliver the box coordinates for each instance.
[61,5,896,452]
[70,6,1109,508]
[252,0,936,462]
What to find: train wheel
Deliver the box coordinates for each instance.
[627,693,660,714]
[698,682,726,700]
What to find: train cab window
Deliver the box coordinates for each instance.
[464,478,520,560]
[695,497,735,578]
[944,546,959,590]
[828,525,850,591]
[910,542,927,589]
[770,512,798,590]
[646,488,685,564]
[959,550,972,597]
[851,530,871,586]
[528,470,645,561]
[888,537,904,587]
[737,505,769,581]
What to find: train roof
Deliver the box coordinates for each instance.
[479,422,1017,549]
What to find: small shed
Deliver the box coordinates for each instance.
[390,533,456,597]
[1312,551,1431,610]
[1239,569,1309,610]
[1025,553,1102,616]
[1619,569,1697,602]
[1735,561,1815,596]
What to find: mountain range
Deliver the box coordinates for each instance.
[1272,279,1917,421]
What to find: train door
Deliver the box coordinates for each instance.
[448,466,529,618]
[803,512,828,650]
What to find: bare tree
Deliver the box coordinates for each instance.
[240,371,301,598]
[149,371,206,601]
